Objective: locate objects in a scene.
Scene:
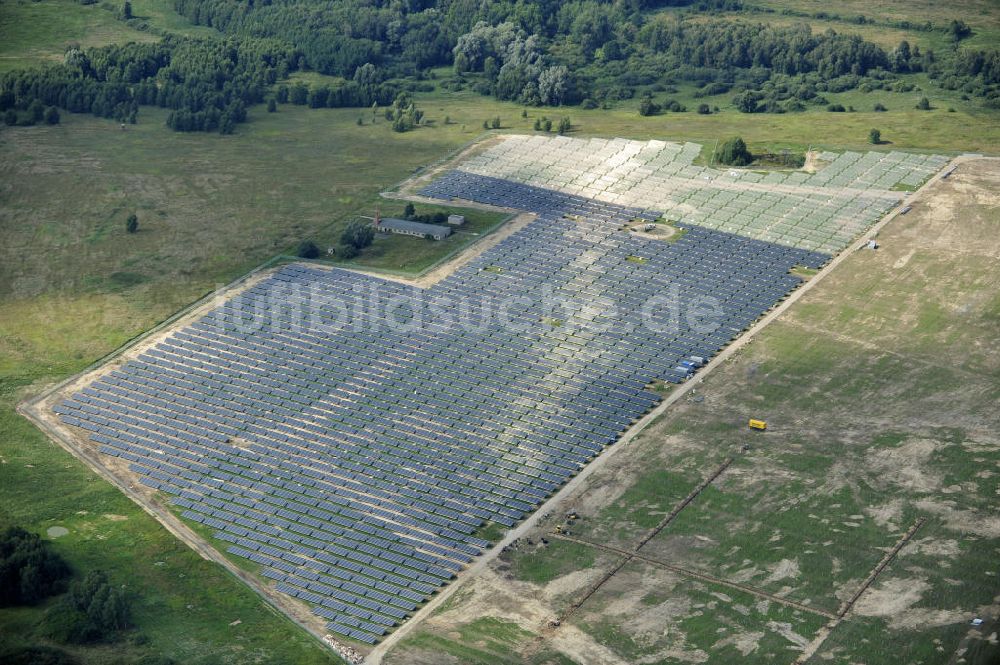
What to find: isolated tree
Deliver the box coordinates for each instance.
[542,117,552,132]
[557,116,571,134]
[218,115,235,135]
[267,98,277,113]
[533,117,541,131]
[289,84,308,105]
[916,96,931,110]
[638,95,660,116]
[27,99,44,123]
[873,102,887,112]
[296,240,320,259]
[121,1,132,19]
[352,62,379,89]
[537,65,570,106]
[868,128,881,144]
[125,213,138,234]
[53,569,131,640]
[697,103,711,114]
[948,19,971,41]
[715,137,753,166]
[403,202,416,220]
[340,220,374,251]
[491,116,501,129]
[732,91,759,114]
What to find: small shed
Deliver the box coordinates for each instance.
[447,214,466,226]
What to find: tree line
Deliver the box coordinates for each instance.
[2,1,997,130]
[0,36,400,133]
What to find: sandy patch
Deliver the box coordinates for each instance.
[46,526,69,538]
[544,568,605,600]
[853,577,929,617]
[865,499,905,529]
[766,621,811,649]
[899,537,962,559]
[913,499,1000,538]
[892,250,915,269]
[763,559,801,584]
[865,438,943,493]
[103,514,128,521]
[712,630,765,656]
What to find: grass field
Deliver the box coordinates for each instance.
[2,0,999,661]
[0,0,157,72]
[747,0,1000,50]
[309,198,511,275]
[382,160,1000,664]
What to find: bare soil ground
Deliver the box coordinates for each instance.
[381,160,1000,665]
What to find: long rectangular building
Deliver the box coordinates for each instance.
[376,217,451,240]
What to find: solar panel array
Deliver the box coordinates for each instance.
[449,135,947,253]
[55,136,942,645]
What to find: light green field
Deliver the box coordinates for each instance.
[412,81,1000,155]
[0,0,157,72]
[125,0,217,37]
[747,0,1000,49]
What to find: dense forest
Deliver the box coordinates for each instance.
[1,0,998,132]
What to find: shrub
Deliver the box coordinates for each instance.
[0,645,80,665]
[697,103,711,114]
[869,128,881,144]
[638,95,660,116]
[296,240,320,259]
[827,103,846,112]
[715,136,753,166]
[40,570,131,644]
[336,243,359,259]
[916,96,931,110]
[873,102,887,112]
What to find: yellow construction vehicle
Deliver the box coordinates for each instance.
[749,419,767,431]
